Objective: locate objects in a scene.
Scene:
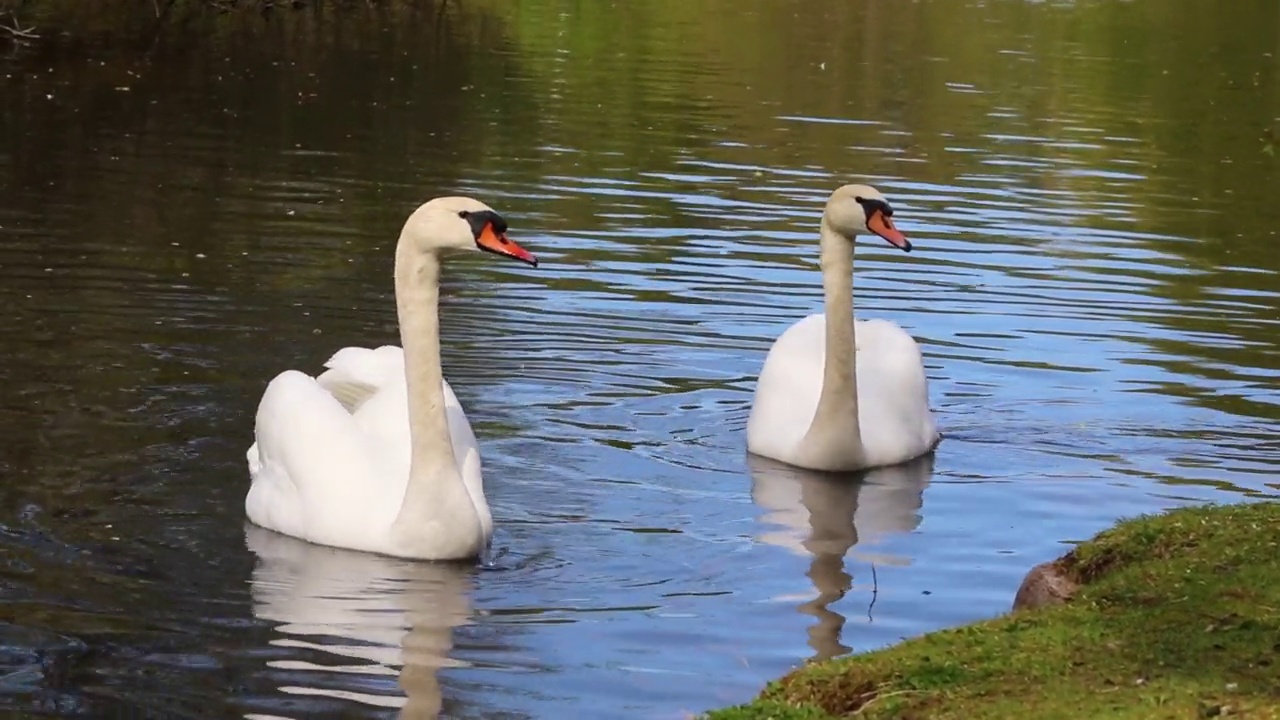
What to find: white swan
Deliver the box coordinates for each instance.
[245,196,538,561]
[746,184,939,472]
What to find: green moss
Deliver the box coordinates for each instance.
[708,502,1280,720]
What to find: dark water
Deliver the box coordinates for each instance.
[1,0,1277,717]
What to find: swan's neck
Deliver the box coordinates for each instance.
[391,237,483,552]
[804,218,864,463]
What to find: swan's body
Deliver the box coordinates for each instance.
[245,347,485,557]
[245,197,538,561]
[747,184,939,472]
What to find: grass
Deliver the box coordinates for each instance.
[707,501,1280,720]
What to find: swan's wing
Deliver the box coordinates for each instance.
[441,381,491,540]
[342,375,486,513]
[246,370,399,549]
[853,319,930,398]
[338,374,491,542]
[853,319,939,466]
[441,380,479,464]
[316,345,406,413]
[746,313,827,461]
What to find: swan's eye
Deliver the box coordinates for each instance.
[458,211,471,219]
[853,196,892,219]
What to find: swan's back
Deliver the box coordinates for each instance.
[317,345,481,477]
[317,345,408,413]
[247,369,405,548]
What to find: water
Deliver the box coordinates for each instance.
[1,0,1278,717]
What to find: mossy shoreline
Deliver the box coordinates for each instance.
[709,502,1280,720]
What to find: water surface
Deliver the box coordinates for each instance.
[1,0,1278,717]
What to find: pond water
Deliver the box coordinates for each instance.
[1,0,1278,717]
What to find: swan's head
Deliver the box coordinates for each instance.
[823,184,911,252]
[402,196,538,267]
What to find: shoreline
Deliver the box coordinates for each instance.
[706,501,1280,719]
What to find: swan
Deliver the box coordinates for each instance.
[746,184,939,472]
[245,196,538,561]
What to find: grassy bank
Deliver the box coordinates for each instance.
[709,502,1280,720]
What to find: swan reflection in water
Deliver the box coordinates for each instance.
[748,453,934,661]
[245,524,475,719]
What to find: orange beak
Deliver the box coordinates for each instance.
[475,222,538,266]
[868,210,911,252]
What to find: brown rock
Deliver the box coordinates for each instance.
[1012,560,1080,611]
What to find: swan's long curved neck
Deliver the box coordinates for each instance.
[391,237,481,542]
[804,218,864,462]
